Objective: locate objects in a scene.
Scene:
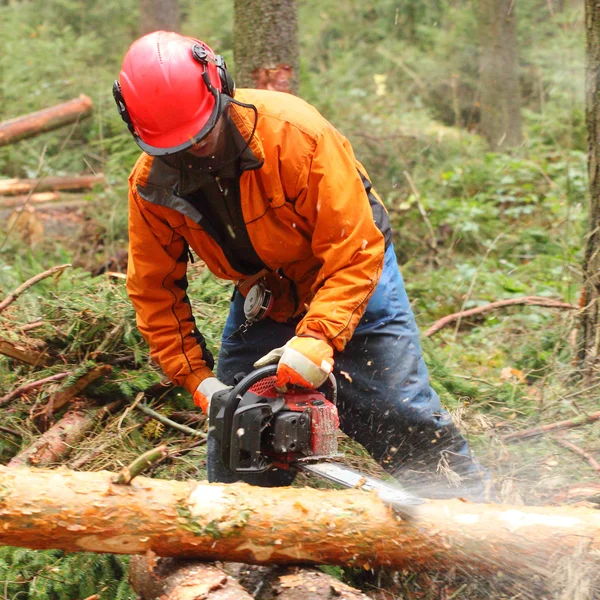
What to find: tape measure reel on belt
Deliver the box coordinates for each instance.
[243,280,274,323]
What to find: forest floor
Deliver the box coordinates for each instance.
[1,198,599,600]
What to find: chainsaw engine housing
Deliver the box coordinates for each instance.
[209,366,339,473]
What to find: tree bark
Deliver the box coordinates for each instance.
[0,174,106,196]
[0,467,599,582]
[130,558,253,599]
[0,95,93,147]
[140,0,180,35]
[7,404,122,467]
[580,0,600,374]
[234,0,299,94]
[477,0,523,150]
[129,557,369,599]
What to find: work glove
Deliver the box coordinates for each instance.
[254,335,334,390]
[193,377,230,414]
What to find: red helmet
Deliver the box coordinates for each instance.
[114,31,227,155]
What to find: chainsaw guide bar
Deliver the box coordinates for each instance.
[297,461,424,518]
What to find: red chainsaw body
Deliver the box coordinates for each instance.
[249,376,339,464]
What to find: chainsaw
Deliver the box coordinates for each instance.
[208,365,424,516]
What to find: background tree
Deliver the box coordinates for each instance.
[233,0,299,94]
[580,0,600,376]
[477,0,523,150]
[140,0,180,35]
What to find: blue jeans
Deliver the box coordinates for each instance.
[208,246,489,500]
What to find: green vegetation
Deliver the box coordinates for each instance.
[0,1,597,598]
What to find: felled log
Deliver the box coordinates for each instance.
[0,192,87,209]
[0,95,93,146]
[0,337,49,366]
[0,174,105,196]
[0,467,599,583]
[129,558,253,600]
[7,401,122,467]
[129,557,368,599]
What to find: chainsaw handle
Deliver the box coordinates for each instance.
[231,365,337,403]
[220,365,278,469]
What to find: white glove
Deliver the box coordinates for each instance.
[254,336,334,390]
[193,377,229,414]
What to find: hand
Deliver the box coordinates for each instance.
[254,336,334,390]
[193,377,230,414]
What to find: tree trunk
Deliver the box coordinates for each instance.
[0,467,599,583]
[129,558,368,599]
[580,0,600,374]
[0,174,106,196]
[0,95,93,146]
[140,0,180,35]
[234,0,299,94]
[478,0,523,150]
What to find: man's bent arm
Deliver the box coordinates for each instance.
[126,186,214,394]
[293,127,386,351]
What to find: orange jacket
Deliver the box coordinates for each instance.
[126,89,391,394]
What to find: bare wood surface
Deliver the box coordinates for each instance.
[0,263,71,313]
[0,338,49,366]
[555,436,600,472]
[500,410,600,442]
[0,95,93,146]
[0,174,106,196]
[0,371,72,408]
[0,467,598,580]
[424,296,578,338]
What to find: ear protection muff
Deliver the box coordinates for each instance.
[112,80,135,136]
[191,43,236,97]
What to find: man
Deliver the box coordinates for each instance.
[115,31,489,498]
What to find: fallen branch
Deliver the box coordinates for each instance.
[0,466,599,582]
[112,445,169,485]
[68,440,113,470]
[0,263,71,313]
[0,338,49,366]
[0,371,72,408]
[0,95,93,146]
[33,364,113,430]
[8,401,122,467]
[500,411,600,442]
[424,296,578,338]
[135,402,205,438]
[0,192,87,209]
[0,174,106,196]
[554,436,600,473]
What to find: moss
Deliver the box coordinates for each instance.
[176,504,253,539]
